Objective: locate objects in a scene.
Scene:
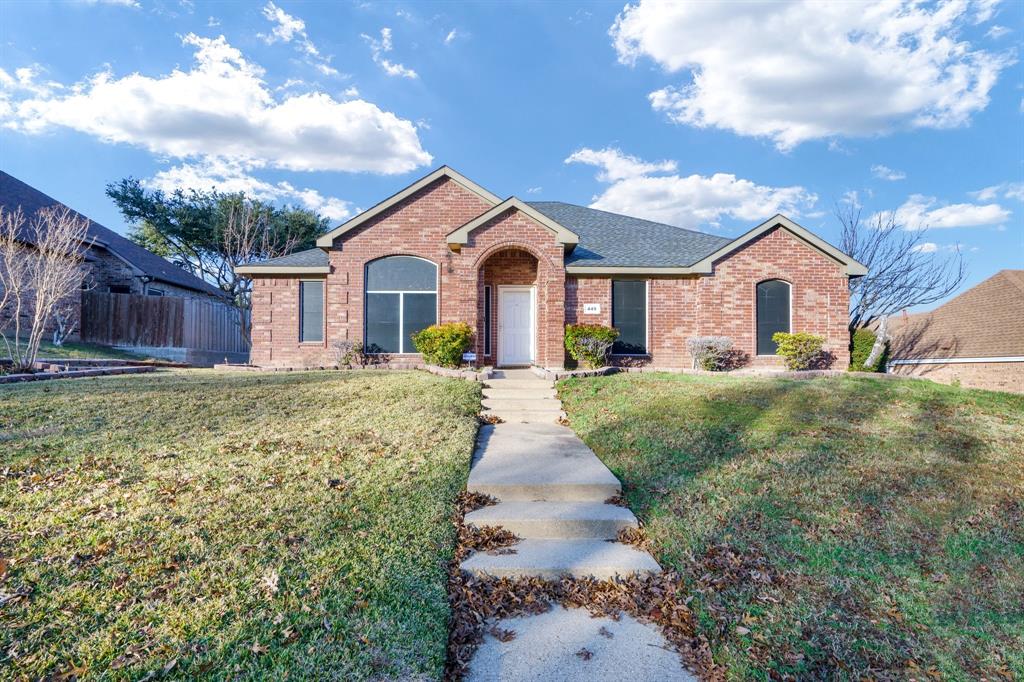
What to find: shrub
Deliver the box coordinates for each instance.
[772,332,827,370]
[330,340,366,368]
[686,336,735,371]
[564,324,619,369]
[412,322,474,368]
[849,327,887,372]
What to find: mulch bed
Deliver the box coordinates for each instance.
[444,492,722,681]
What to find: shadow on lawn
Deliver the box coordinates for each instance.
[566,374,1022,678]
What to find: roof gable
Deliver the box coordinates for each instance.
[446,197,579,249]
[315,166,501,248]
[691,214,867,277]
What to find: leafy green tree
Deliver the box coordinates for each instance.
[106,179,327,308]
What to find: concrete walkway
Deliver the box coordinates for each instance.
[463,369,695,681]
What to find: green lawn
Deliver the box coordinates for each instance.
[1,370,480,680]
[559,373,1024,680]
[19,338,154,361]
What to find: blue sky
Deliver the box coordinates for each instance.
[1,0,1021,305]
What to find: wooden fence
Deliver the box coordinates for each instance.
[81,292,248,353]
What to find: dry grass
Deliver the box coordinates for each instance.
[0,369,480,680]
[560,373,1024,680]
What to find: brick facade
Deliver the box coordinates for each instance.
[247,177,853,370]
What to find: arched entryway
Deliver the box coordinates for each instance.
[477,248,539,367]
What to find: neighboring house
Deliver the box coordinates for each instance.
[0,170,227,341]
[236,166,865,369]
[1,171,225,300]
[887,270,1024,393]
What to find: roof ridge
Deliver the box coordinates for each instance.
[527,200,729,241]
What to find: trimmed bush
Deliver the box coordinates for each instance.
[686,336,735,371]
[849,327,887,372]
[565,324,619,369]
[772,332,827,370]
[412,322,474,368]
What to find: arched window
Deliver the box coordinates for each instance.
[365,256,437,354]
[756,280,791,355]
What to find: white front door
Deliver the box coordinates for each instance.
[499,287,534,366]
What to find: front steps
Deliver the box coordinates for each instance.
[480,369,564,424]
[464,382,660,579]
[461,538,659,580]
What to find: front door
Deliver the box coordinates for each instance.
[498,287,534,366]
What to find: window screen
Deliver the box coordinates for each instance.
[612,280,647,354]
[300,280,324,343]
[364,256,437,353]
[756,280,790,355]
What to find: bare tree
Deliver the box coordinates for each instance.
[839,203,966,327]
[221,200,303,346]
[0,206,92,370]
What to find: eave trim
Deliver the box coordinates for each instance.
[446,197,580,246]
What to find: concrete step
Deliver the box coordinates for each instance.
[482,387,557,400]
[461,539,660,579]
[468,424,620,501]
[481,410,566,425]
[481,397,562,411]
[466,501,638,539]
[483,379,553,390]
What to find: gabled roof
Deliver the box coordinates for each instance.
[0,170,227,298]
[234,248,330,274]
[447,197,579,248]
[529,201,730,269]
[888,270,1024,360]
[315,166,501,248]
[689,214,867,276]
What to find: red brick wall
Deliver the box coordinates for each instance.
[248,183,850,370]
[565,227,850,368]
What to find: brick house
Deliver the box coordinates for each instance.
[237,166,866,370]
[886,270,1024,393]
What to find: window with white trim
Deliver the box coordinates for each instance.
[299,280,324,343]
[756,280,790,355]
[364,256,437,353]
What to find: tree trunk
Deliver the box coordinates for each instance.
[864,315,888,370]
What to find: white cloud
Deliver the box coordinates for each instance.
[148,159,353,220]
[526,186,542,194]
[444,29,459,45]
[911,242,939,253]
[871,164,906,181]
[565,147,817,227]
[970,182,1024,202]
[259,2,339,77]
[74,0,140,7]
[363,28,418,79]
[565,147,676,182]
[207,16,220,27]
[611,0,1013,150]
[985,24,1011,39]
[882,194,1010,229]
[1,34,431,174]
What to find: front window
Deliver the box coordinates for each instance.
[756,280,790,355]
[612,280,647,354]
[364,256,437,353]
[299,280,324,343]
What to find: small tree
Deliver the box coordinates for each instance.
[838,204,966,368]
[0,206,91,370]
[686,336,734,371]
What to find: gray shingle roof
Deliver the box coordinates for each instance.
[240,201,734,272]
[0,170,226,298]
[248,248,329,268]
[528,202,731,268]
